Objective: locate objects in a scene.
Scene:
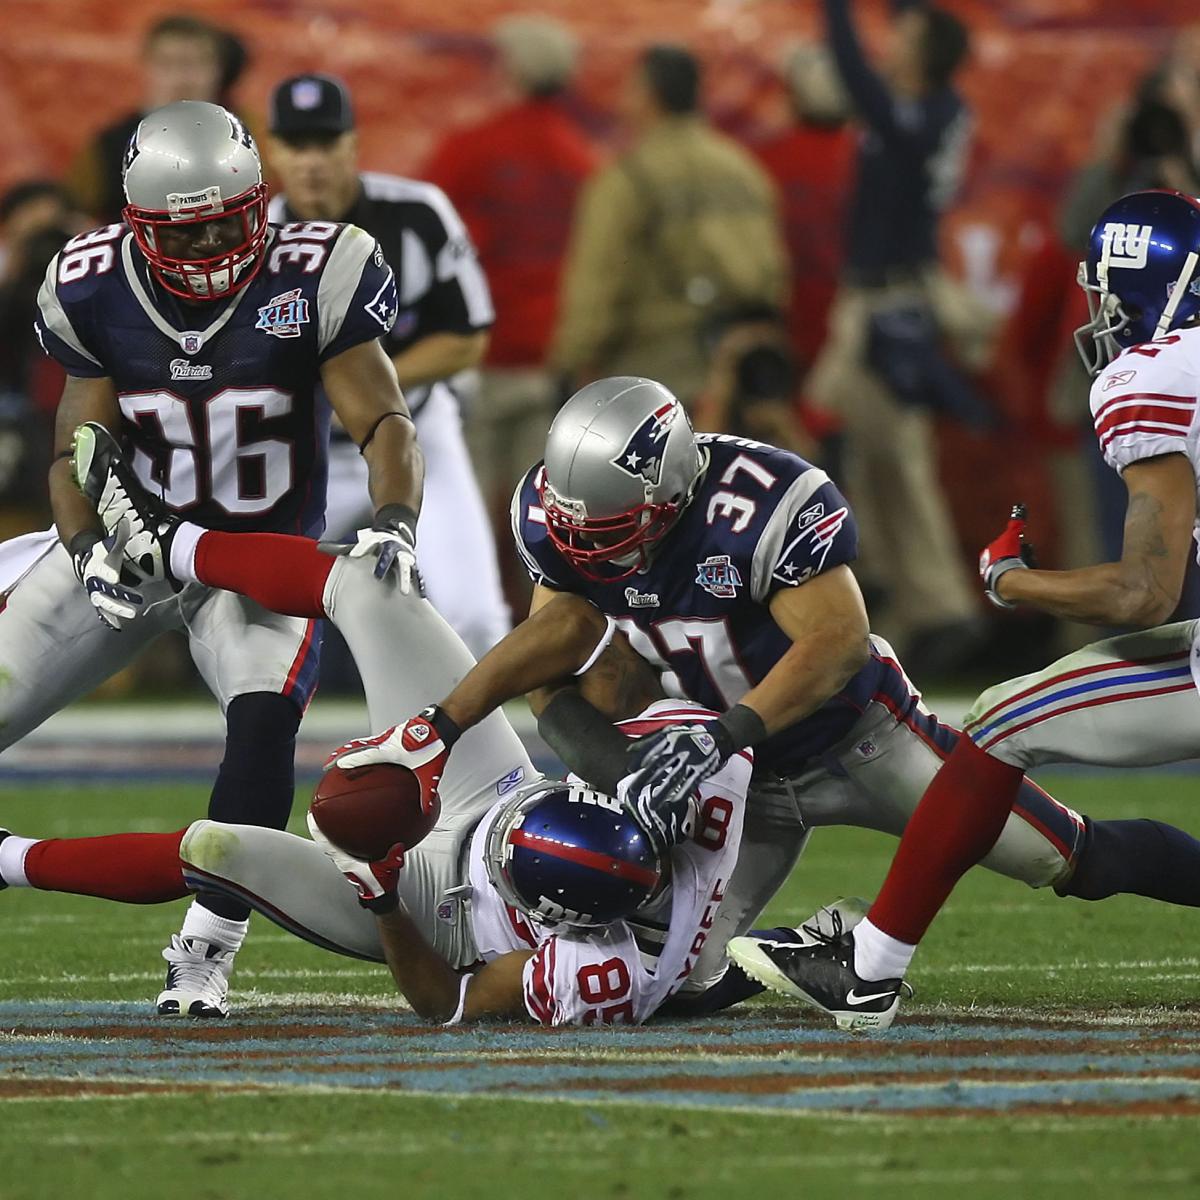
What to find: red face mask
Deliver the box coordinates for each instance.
[125,182,269,301]
[537,474,680,583]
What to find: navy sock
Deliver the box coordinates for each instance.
[199,692,301,921]
[1061,817,1200,907]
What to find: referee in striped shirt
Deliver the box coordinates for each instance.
[266,73,510,659]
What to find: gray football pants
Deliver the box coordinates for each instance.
[182,554,533,969]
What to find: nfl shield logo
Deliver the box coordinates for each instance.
[179,332,203,355]
[695,555,742,599]
[291,79,323,110]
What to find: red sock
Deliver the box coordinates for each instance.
[24,830,189,904]
[868,737,1026,944]
[194,531,335,618]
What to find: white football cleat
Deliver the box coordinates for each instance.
[157,934,235,1019]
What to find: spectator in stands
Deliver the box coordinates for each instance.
[692,305,818,462]
[552,44,787,404]
[424,15,599,543]
[64,14,252,224]
[753,44,855,372]
[0,182,76,529]
[805,0,983,674]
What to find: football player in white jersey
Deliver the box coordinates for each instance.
[730,189,1200,1028]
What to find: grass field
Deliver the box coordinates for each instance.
[3,772,1200,1199]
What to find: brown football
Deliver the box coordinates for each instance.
[309,762,439,861]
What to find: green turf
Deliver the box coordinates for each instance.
[3,772,1200,1198]
[3,1092,1199,1200]
[2,774,1197,1009]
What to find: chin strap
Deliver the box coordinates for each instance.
[1157,251,1200,338]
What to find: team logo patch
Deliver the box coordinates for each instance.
[772,506,850,586]
[612,399,678,488]
[256,288,310,339]
[365,271,399,331]
[696,554,742,599]
[170,359,213,381]
[1101,222,1153,270]
[624,587,659,608]
[496,766,525,796]
[1103,369,1137,391]
[179,331,204,355]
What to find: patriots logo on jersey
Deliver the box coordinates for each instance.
[773,506,850,585]
[696,554,743,599]
[365,271,399,332]
[256,288,310,339]
[611,400,677,488]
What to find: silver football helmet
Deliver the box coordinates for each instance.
[123,101,269,301]
[538,377,705,581]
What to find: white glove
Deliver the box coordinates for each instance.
[305,811,406,913]
[325,708,452,817]
[348,504,421,594]
[69,524,145,631]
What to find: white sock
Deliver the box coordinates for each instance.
[853,918,915,982]
[0,835,38,887]
[169,521,206,584]
[179,899,249,951]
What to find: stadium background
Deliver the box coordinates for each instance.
[1,0,1197,607]
[3,6,1200,1194]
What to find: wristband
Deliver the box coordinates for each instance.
[985,559,1025,610]
[419,703,463,750]
[442,973,472,1027]
[713,704,767,757]
[373,503,419,538]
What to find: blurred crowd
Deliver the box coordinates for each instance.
[4,4,1199,692]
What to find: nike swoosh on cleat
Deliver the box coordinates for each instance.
[845,987,897,1006]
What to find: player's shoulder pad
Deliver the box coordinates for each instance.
[307,222,398,357]
[509,462,567,589]
[34,224,128,377]
[1090,333,1200,466]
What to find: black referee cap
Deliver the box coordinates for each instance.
[269,74,355,137]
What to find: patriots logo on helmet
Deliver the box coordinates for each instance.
[611,400,677,488]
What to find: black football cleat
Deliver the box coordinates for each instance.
[71,421,183,591]
[727,926,911,1032]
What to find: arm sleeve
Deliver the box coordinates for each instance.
[749,471,860,601]
[34,257,107,378]
[1090,351,1197,474]
[550,167,640,373]
[317,226,399,361]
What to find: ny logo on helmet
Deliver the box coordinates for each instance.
[611,400,678,488]
[1102,223,1154,270]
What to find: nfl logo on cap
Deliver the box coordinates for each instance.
[291,79,323,110]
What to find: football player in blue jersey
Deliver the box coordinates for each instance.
[334,375,1200,1024]
[7,100,423,1017]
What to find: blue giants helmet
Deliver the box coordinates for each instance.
[1075,189,1200,375]
[483,780,662,928]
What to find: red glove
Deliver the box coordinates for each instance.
[306,812,407,913]
[324,706,453,817]
[979,504,1037,609]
